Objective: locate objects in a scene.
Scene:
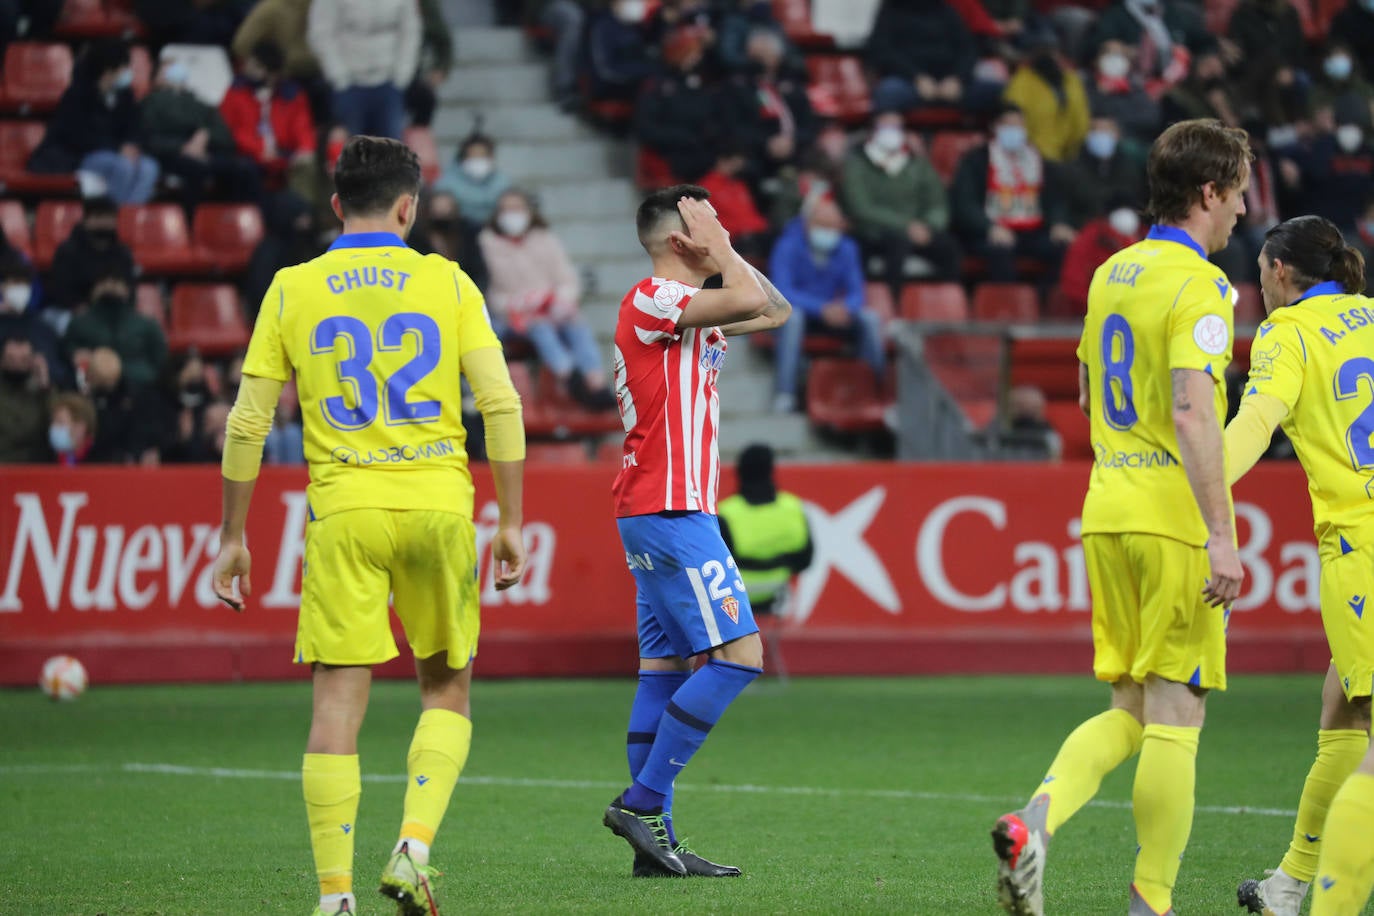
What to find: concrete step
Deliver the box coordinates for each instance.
[499,138,630,181]
[558,216,641,261]
[452,27,533,64]
[583,300,619,335]
[588,258,647,302]
[719,412,814,455]
[442,62,547,104]
[716,358,774,414]
[536,178,639,221]
[434,102,594,144]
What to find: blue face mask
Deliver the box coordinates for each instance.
[1325,55,1353,81]
[996,124,1028,152]
[807,226,842,252]
[113,68,133,90]
[1084,129,1117,160]
[49,424,74,454]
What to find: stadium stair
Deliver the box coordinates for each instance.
[432,17,846,459]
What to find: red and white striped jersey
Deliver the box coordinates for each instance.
[612,276,728,518]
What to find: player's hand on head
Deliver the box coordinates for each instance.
[676,197,730,253]
[491,526,527,592]
[1202,540,1244,608]
[212,541,252,612]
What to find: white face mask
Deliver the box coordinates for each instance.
[1098,52,1130,80]
[1325,54,1353,81]
[461,156,495,180]
[871,124,905,153]
[163,61,190,88]
[2,283,31,312]
[497,210,531,237]
[1108,207,1140,238]
[113,67,133,90]
[615,0,647,21]
[807,226,842,252]
[1337,125,1365,153]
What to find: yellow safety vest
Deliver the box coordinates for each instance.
[717,491,810,603]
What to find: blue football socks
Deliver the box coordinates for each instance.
[626,669,689,827]
[622,660,762,813]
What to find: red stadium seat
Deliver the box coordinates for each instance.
[168,283,248,355]
[404,125,440,184]
[54,0,136,38]
[0,198,30,257]
[135,282,166,330]
[0,120,78,195]
[1234,282,1264,326]
[806,357,889,432]
[525,442,591,464]
[1045,400,1092,459]
[899,282,969,322]
[1,43,74,114]
[928,132,983,185]
[33,199,82,270]
[118,204,200,274]
[1008,337,1080,400]
[507,362,555,437]
[635,147,677,190]
[972,282,1040,322]
[805,56,870,123]
[536,367,622,435]
[192,203,264,273]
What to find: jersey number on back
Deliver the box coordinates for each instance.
[312,313,442,430]
[1100,314,1138,430]
[1335,356,1374,471]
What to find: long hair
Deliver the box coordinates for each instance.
[1262,215,1367,295]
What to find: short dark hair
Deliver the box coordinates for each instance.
[1262,215,1367,296]
[0,250,31,281]
[249,39,285,74]
[93,260,132,288]
[635,183,710,250]
[459,132,495,160]
[84,39,129,79]
[82,195,117,219]
[1146,119,1252,224]
[333,136,422,218]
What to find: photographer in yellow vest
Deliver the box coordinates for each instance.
[717,444,813,616]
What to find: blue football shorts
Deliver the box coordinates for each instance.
[616,511,759,659]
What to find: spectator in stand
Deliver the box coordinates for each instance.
[543,0,593,108]
[1061,115,1146,228]
[1089,0,1206,96]
[866,0,979,112]
[410,191,489,291]
[1356,194,1374,283]
[1003,30,1090,163]
[48,196,138,322]
[64,266,167,390]
[243,191,322,320]
[200,400,231,459]
[1161,46,1242,128]
[0,334,52,463]
[717,0,801,75]
[264,378,304,464]
[232,0,325,118]
[582,0,655,104]
[141,58,262,215]
[83,347,161,465]
[1310,42,1374,124]
[644,0,719,50]
[160,350,217,463]
[0,252,68,390]
[634,25,718,182]
[1284,113,1374,238]
[407,0,453,128]
[717,26,816,179]
[1329,0,1374,76]
[768,196,882,414]
[220,40,319,205]
[27,40,160,206]
[1228,0,1309,128]
[478,189,617,410]
[1058,199,1142,314]
[47,392,97,467]
[1085,40,1161,156]
[433,131,513,227]
[842,109,962,296]
[307,0,420,140]
[1001,384,1061,460]
[697,146,771,261]
[951,103,1075,283]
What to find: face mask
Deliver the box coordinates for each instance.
[497,210,531,237]
[996,124,1028,152]
[87,226,117,246]
[113,68,133,90]
[461,157,495,180]
[1,283,29,312]
[1325,54,1353,81]
[807,226,842,252]
[179,382,208,409]
[49,424,74,454]
[615,0,647,21]
[1363,219,1374,237]
[1337,125,1364,153]
[1108,207,1140,237]
[871,125,905,153]
[1098,52,1130,80]
[1084,129,1117,160]
[94,293,127,311]
[163,61,190,88]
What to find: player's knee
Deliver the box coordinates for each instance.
[712,633,764,670]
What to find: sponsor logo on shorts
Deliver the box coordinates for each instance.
[1350,595,1366,619]
[626,552,654,571]
[721,595,740,623]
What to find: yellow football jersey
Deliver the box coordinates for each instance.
[242,231,499,520]
[1244,283,1374,555]
[1078,226,1235,545]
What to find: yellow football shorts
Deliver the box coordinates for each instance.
[1084,532,1227,691]
[295,508,481,667]
[1321,542,1374,701]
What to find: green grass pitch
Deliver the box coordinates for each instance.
[2,674,1371,915]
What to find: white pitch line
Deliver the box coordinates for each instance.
[0,761,1298,819]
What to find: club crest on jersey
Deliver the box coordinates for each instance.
[721,595,740,623]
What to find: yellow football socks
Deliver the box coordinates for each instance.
[1132,724,1200,914]
[1311,771,1374,916]
[1035,707,1144,834]
[399,709,472,848]
[1279,730,1368,882]
[302,753,361,896]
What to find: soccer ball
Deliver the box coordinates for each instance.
[39,655,88,701]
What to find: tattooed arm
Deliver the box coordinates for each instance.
[721,266,793,337]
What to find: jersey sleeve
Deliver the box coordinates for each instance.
[241,275,291,382]
[1168,273,1234,377]
[1245,320,1307,411]
[628,279,699,344]
[454,265,501,357]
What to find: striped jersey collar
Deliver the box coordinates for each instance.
[1146,225,1207,260]
[1291,280,1346,305]
[328,231,407,251]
